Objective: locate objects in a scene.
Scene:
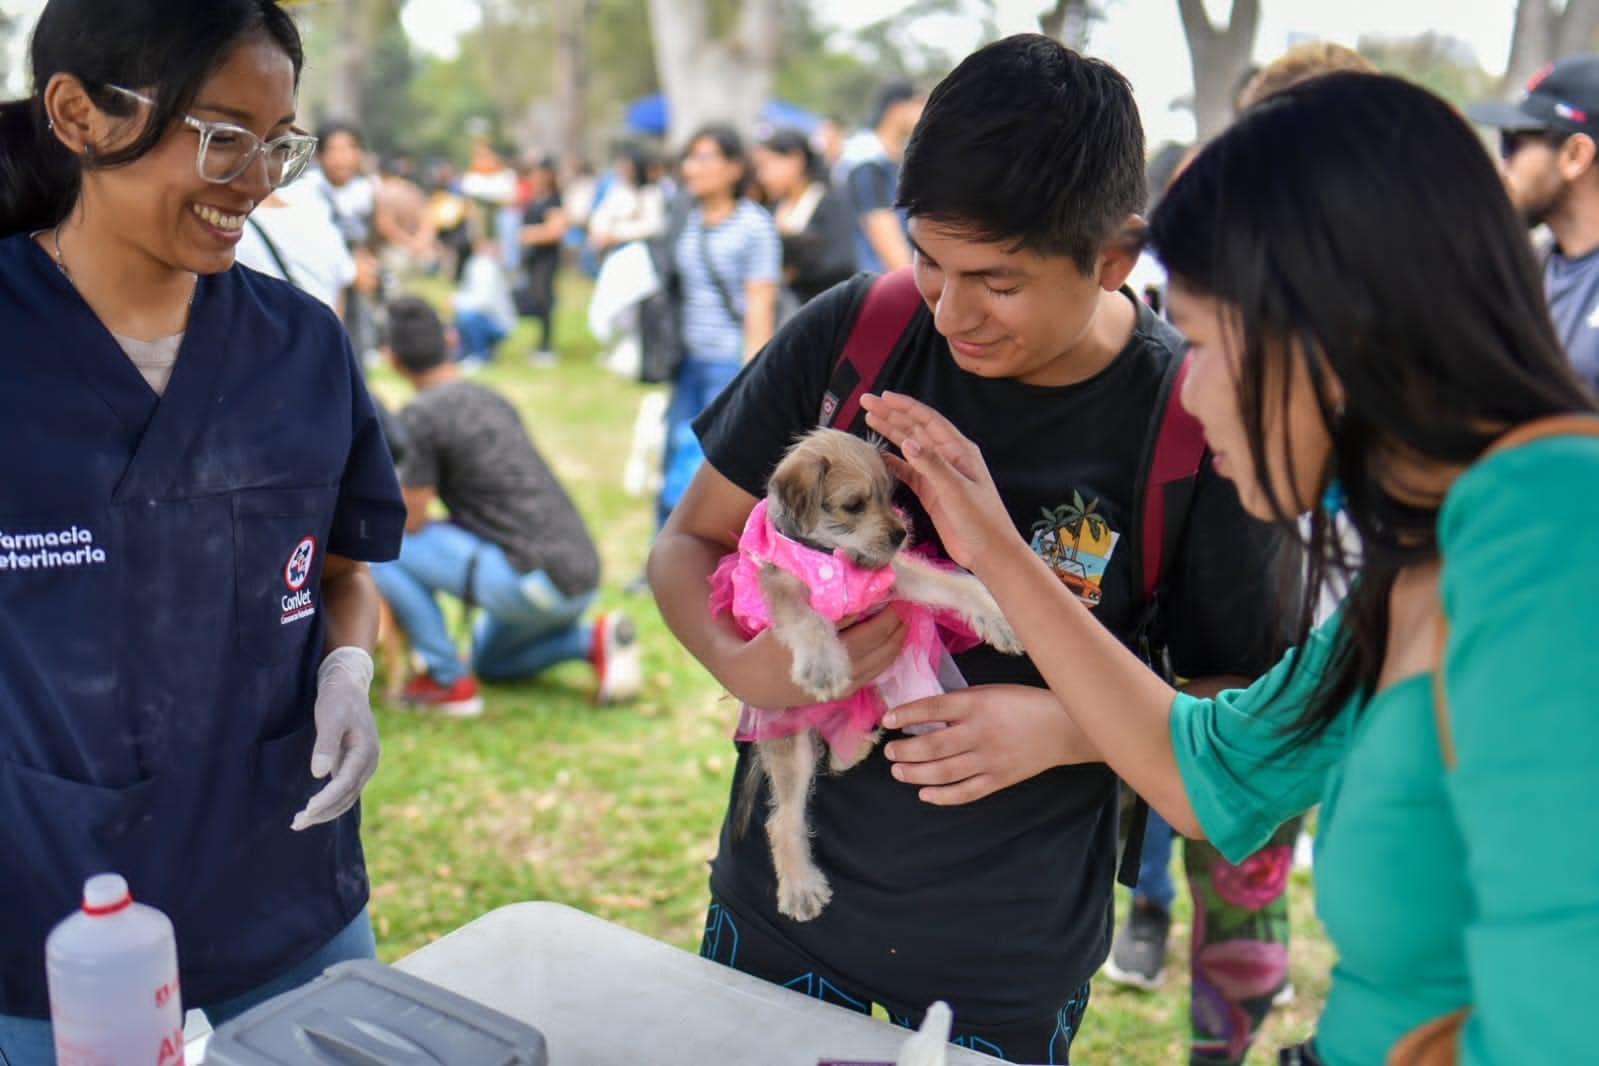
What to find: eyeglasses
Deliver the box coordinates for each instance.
[1499,128,1566,161]
[105,85,318,188]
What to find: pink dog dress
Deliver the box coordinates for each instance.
[708,499,977,760]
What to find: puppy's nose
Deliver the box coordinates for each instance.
[889,527,908,547]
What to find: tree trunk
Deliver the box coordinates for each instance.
[1556,0,1599,56]
[647,0,783,149]
[1504,0,1599,95]
[1505,0,1555,94]
[553,0,594,167]
[1177,0,1261,141]
[1040,0,1095,52]
[1040,0,1069,42]
[328,0,368,124]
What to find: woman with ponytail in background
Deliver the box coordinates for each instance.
[0,2,406,1059]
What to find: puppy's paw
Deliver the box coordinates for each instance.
[777,865,834,922]
[791,637,853,701]
[828,729,881,773]
[976,611,1025,656]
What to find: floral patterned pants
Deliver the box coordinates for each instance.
[1182,818,1303,1066]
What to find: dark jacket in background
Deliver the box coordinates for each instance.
[781,185,858,305]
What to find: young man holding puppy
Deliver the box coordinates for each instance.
[649,36,1283,1062]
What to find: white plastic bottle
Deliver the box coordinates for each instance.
[46,873,185,1066]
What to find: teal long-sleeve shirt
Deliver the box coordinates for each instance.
[1169,436,1599,1065]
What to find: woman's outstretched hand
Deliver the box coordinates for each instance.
[861,391,1022,572]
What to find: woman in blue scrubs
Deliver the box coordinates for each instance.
[0,2,405,1059]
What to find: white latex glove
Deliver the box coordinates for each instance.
[292,646,379,831]
[896,1002,953,1066]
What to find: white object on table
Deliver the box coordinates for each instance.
[897,1000,954,1066]
[395,901,1001,1066]
[186,902,1009,1065]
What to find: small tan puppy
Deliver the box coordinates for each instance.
[741,428,1023,921]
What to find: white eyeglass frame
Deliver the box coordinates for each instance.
[104,84,318,188]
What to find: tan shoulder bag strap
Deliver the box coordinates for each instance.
[1433,414,1599,769]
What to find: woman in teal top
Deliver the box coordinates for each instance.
[860,73,1599,1064]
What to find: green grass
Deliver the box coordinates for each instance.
[359,272,1330,1064]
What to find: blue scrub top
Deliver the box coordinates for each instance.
[0,234,405,1018]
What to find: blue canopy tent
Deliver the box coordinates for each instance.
[623,94,823,137]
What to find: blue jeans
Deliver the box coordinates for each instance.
[1136,808,1178,911]
[370,523,594,686]
[658,355,743,528]
[455,310,509,361]
[0,909,374,1066]
[497,205,524,272]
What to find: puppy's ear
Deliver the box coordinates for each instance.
[770,456,828,536]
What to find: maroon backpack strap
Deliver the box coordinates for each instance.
[1118,348,1206,891]
[1138,351,1207,604]
[819,268,924,430]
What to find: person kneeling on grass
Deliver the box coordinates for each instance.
[371,296,642,714]
[453,226,518,368]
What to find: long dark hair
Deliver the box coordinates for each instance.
[611,143,650,188]
[760,127,826,185]
[0,0,304,239]
[1149,72,1595,745]
[528,154,562,199]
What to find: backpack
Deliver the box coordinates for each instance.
[637,192,695,385]
[818,268,1206,889]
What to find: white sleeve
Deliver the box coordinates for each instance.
[609,186,665,243]
[327,229,357,291]
[232,224,282,282]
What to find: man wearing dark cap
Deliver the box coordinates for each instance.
[836,80,927,273]
[1470,55,1599,391]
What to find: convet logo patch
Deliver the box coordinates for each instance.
[285,536,316,591]
[281,536,317,625]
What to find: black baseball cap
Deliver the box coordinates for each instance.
[1468,54,1599,137]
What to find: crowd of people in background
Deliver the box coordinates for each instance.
[260,77,929,377]
[226,80,935,714]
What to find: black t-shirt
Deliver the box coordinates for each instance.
[522,193,563,271]
[398,380,599,595]
[692,275,1284,1025]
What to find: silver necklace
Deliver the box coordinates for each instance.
[50,225,70,279]
[50,226,198,307]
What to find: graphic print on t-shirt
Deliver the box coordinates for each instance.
[1028,491,1120,609]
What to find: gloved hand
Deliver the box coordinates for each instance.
[292,646,380,831]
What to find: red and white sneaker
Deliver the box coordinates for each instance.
[592,612,642,705]
[400,672,484,717]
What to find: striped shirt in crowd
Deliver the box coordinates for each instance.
[674,199,782,363]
